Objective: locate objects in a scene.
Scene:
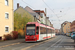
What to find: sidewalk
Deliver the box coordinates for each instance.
[0,39,25,46]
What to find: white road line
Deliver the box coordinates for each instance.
[65,48,74,49]
[36,38,54,47]
[51,38,62,47]
[21,38,56,50]
[45,38,62,50]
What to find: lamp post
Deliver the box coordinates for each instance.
[45,8,48,39]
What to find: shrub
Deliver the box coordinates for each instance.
[18,29,24,36]
[18,33,25,39]
[3,34,13,40]
[12,31,18,39]
[0,37,2,40]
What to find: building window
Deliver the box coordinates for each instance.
[5,0,8,6]
[5,13,9,19]
[5,26,9,32]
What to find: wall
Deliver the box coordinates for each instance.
[63,22,71,34]
[0,0,14,38]
[40,13,46,24]
[15,7,34,22]
[70,21,75,32]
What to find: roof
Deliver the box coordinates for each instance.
[14,6,40,20]
[27,22,55,30]
[25,6,41,20]
[34,10,46,16]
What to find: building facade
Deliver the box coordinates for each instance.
[61,21,68,34]
[55,29,60,34]
[25,6,41,23]
[14,6,34,22]
[63,22,71,34]
[0,0,14,39]
[46,17,50,26]
[70,20,75,32]
[34,10,46,24]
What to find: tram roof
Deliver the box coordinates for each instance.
[27,22,55,30]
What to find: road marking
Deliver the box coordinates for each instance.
[51,38,62,47]
[45,38,62,50]
[21,37,56,50]
[65,48,74,49]
[0,37,56,50]
[0,42,21,48]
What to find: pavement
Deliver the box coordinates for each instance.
[0,35,75,50]
[0,39,25,46]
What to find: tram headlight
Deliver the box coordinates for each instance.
[26,36,28,39]
[33,36,36,39]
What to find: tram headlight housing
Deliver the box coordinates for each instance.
[33,36,36,39]
[26,36,28,39]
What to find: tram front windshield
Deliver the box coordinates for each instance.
[26,24,35,35]
[26,29,35,35]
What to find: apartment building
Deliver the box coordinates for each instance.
[46,17,50,26]
[14,4,34,22]
[61,21,68,34]
[63,22,71,34]
[0,0,14,40]
[70,20,75,32]
[34,10,46,24]
[25,6,41,23]
[55,29,60,34]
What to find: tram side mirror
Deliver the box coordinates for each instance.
[36,27,39,35]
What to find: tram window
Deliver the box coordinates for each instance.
[51,30,52,33]
[36,27,39,34]
[53,30,54,33]
[40,27,46,34]
[51,30,54,33]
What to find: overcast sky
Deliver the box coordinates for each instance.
[14,0,75,29]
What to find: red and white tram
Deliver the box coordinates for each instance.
[25,22,55,42]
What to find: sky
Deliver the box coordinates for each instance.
[14,0,75,29]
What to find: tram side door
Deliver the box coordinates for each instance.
[36,27,39,40]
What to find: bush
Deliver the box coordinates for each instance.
[12,31,18,39]
[18,33,25,39]
[3,34,13,40]
[18,29,24,36]
[0,37,2,40]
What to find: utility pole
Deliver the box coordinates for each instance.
[45,8,48,39]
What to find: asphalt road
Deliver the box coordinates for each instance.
[0,35,75,50]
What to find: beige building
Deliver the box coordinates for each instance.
[61,21,68,34]
[63,22,71,34]
[55,29,60,34]
[70,20,75,32]
[0,0,14,39]
[14,6,35,22]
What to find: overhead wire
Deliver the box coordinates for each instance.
[21,0,60,28]
[22,0,36,9]
[42,0,61,25]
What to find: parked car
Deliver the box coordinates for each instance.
[66,33,70,36]
[71,32,75,42]
[69,33,72,37]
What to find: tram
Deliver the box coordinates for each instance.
[25,22,55,42]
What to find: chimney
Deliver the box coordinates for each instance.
[46,17,49,19]
[45,8,47,16]
[17,3,19,8]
